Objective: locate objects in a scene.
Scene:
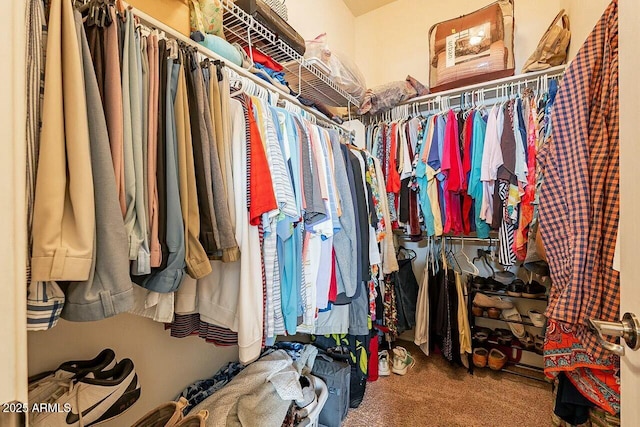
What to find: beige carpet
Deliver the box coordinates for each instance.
[342,341,552,427]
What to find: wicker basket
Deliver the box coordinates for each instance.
[263,0,287,21]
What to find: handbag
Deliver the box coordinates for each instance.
[522,9,571,72]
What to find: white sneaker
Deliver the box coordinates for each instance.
[378,350,391,376]
[29,349,117,407]
[30,359,140,427]
[391,347,415,376]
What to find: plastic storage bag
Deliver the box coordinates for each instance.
[305,34,367,104]
[428,0,515,92]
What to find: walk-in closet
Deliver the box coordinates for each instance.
[1,0,638,426]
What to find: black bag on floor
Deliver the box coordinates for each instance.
[311,353,350,427]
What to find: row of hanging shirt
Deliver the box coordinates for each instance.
[28,0,400,364]
[172,66,401,363]
[365,79,559,267]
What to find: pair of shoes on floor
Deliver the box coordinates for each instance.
[378,350,391,376]
[28,349,141,427]
[473,348,489,368]
[133,398,209,427]
[472,348,507,371]
[391,347,415,375]
[487,349,508,371]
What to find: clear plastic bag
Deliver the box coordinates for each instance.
[305,34,367,103]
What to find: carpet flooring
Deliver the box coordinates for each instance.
[342,341,552,427]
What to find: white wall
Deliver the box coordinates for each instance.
[287,0,356,59]
[0,0,27,423]
[28,314,239,426]
[354,0,564,87]
[619,1,640,424]
[561,0,610,60]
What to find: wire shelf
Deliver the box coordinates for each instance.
[221,0,358,108]
[478,289,548,302]
[128,6,353,136]
[476,313,542,327]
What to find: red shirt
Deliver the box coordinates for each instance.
[246,99,277,225]
[386,123,401,194]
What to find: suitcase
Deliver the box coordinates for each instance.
[311,353,350,427]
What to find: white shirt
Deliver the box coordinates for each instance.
[480,106,503,224]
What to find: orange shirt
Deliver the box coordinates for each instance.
[246,98,277,225]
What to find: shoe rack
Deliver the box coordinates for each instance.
[469,285,549,383]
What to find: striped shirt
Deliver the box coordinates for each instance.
[167,313,238,346]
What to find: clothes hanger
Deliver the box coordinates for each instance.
[497,84,508,110]
[468,91,476,115]
[454,238,480,276]
[474,88,486,113]
[440,239,452,276]
[462,92,472,119]
[472,249,495,278]
[245,78,257,98]
[397,246,417,261]
[228,71,247,98]
[266,88,277,106]
[426,237,438,274]
[138,23,152,38]
[443,237,463,274]
[76,0,92,14]
[260,85,269,102]
[79,0,112,27]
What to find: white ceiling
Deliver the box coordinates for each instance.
[342,0,399,17]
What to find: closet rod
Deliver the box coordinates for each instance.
[400,65,567,108]
[397,234,499,244]
[128,6,352,135]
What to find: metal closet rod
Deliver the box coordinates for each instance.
[397,234,499,244]
[403,65,567,108]
[128,6,353,135]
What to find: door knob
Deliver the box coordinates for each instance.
[588,312,640,356]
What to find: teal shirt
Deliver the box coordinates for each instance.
[416,117,435,236]
[468,112,490,238]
